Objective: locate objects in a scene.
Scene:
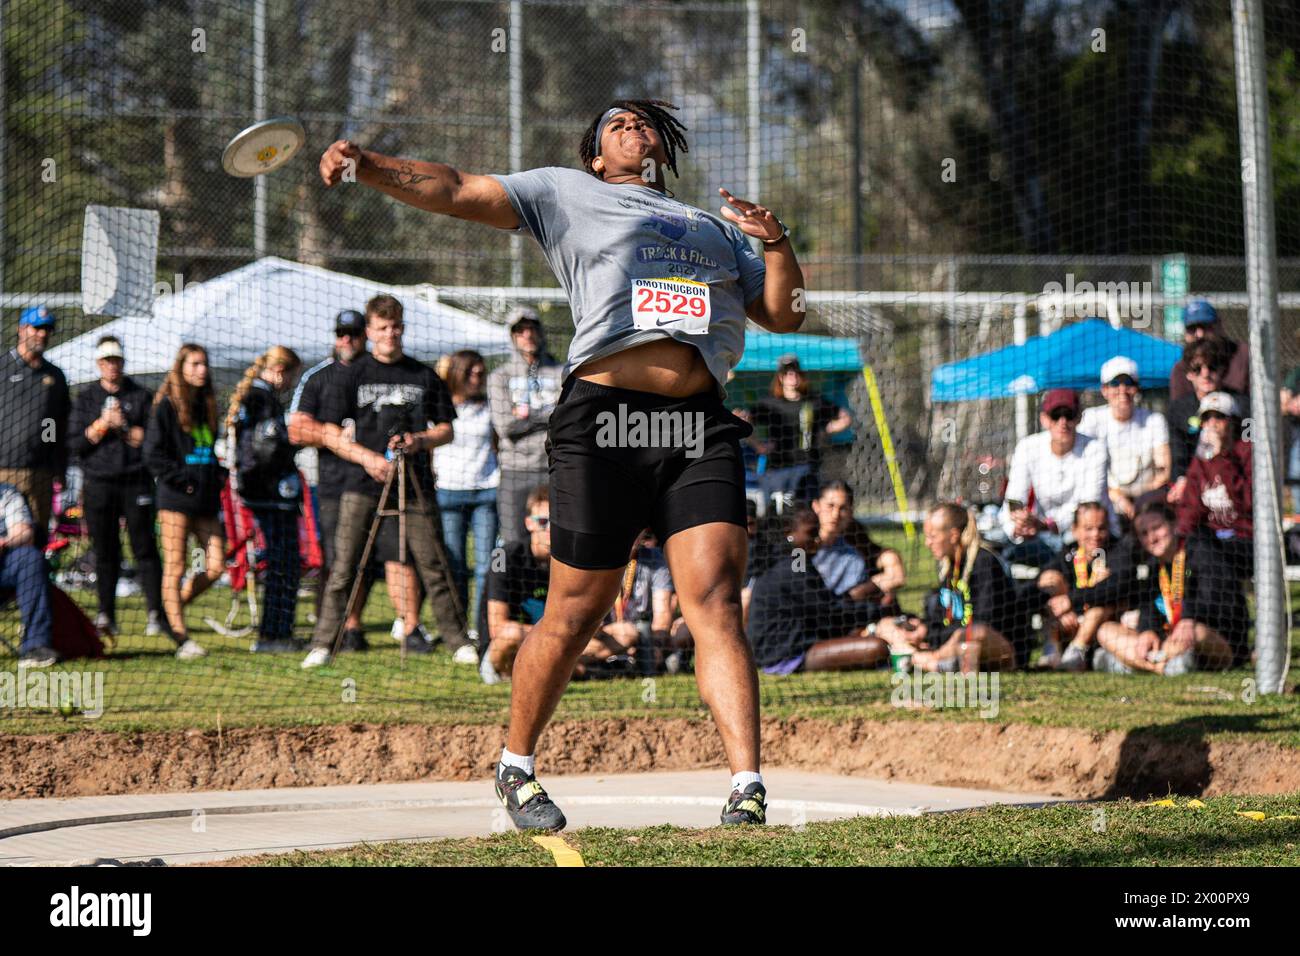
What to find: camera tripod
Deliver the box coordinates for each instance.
[328,445,467,665]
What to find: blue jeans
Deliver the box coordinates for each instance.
[437,487,499,633]
[757,463,818,515]
[2,545,53,653]
[251,507,301,640]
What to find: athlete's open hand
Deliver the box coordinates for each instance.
[320,139,363,187]
[718,188,784,242]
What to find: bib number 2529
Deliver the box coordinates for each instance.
[631,278,711,335]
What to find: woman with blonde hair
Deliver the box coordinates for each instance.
[227,346,304,652]
[143,343,226,659]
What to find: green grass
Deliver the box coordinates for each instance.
[1,527,1297,744]
[242,793,1300,866]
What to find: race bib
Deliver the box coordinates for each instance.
[631,278,711,335]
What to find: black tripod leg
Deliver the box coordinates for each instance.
[329,468,396,659]
[406,467,469,631]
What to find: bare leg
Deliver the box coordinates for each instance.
[386,562,420,631]
[504,560,625,756]
[1096,621,1161,672]
[803,630,890,671]
[179,516,225,605]
[664,522,759,776]
[159,510,190,636]
[913,622,1015,672]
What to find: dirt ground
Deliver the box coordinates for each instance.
[4,717,1298,800]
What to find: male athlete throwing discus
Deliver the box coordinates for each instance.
[320,99,805,829]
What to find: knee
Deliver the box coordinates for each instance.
[8,545,44,576]
[681,582,743,622]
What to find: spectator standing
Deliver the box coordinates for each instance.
[289,310,386,651]
[0,306,70,549]
[1093,502,1243,674]
[227,346,304,653]
[1077,356,1171,524]
[67,336,167,640]
[999,389,1111,566]
[487,308,562,544]
[143,343,225,660]
[480,484,552,683]
[0,481,57,667]
[1167,299,1249,401]
[1175,391,1253,581]
[743,354,851,512]
[301,295,471,669]
[436,350,500,645]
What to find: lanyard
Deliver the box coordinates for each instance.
[1072,548,1099,588]
[1157,547,1187,632]
[941,552,972,627]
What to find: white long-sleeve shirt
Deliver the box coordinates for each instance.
[999,430,1113,542]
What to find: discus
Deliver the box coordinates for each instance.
[221,116,307,178]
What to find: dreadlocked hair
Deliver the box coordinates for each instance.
[579,99,689,182]
[931,502,982,587]
[224,346,301,438]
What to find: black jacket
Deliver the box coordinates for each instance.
[0,348,70,473]
[143,394,226,517]
[923,547,1033,667]
[233,380,300,510]
[746,556,885,668]
[67,376,153,481]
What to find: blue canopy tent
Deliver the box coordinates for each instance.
[735,330,863,372]
[930,318,1181,402]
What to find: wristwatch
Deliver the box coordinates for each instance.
[761,220,790,246]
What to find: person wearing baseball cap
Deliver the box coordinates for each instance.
[0,304,70,550]
[67,335,168,641]
[488,305,562,545]
[1168,299,1249,401]
[1077,356,1171,524]
[1000,388,1112,567]
[1175,390,1254,583]
[287,308,378,652]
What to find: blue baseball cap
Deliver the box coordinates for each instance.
[1184,299,1218,327]
[19,305,55,328]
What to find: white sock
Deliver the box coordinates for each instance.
[731,771,763,791]
[499,749,535,777]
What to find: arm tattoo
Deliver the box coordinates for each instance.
[374,163,435,193]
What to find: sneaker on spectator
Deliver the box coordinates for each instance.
[390,618,405,642]
[251,638,301,654]
[19,646,60,668]
[340,628,369,653]
[146,611,164,637]
[453,643,479,665]
[1057,642,1088,672]
[664,650,693,675]
[175,639,207,661]
[1091,646,1133,675]
[94,612,117,638]
[402,629,433,655]
[480,651,503,685]
[301,646,331,669]
[1038,637,1060,670]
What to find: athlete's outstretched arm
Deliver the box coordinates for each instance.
[718,187,805,334]
[319,140,519,230]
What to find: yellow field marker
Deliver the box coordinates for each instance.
[532,835,585,866]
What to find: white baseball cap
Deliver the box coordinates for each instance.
[1198,391,1238,417]
[94,339,124,361]
[1099,355,1139,385]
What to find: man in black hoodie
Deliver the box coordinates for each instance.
[67,336,166,637]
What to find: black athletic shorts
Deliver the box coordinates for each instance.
[547,377,753,569]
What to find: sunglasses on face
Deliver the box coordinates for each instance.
[1106,377,1137,389]
[1049,409,1077,422]
[1189,364,1223,376]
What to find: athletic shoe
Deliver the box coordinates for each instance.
[664,650,693,675]
[301,646,331,669]
[401,629,433,654]
[1162,650,1196,676]
[145,611,164,636]
[720,782,767,825]
[480,651,503,685]
[175,639,207,661]
[390,619,405,643]
[340,628,369,653]
[495,766,567,832]
[94,612,117,637]
[1038,637,1060,670]
[1057,642,1088,672]
[18,646,60,668]
[1092,646,1133,675]
[251,638,300,654]
[453,643,479,665]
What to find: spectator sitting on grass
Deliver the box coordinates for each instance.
[599,528,677,673]
[1092,501,1243,675]
[1167,337,1235,501]
[1077,356,1171,525]
[481,485,552,682]
[810,480,905,608]
[1036,501,1125,672]
[1175,391,1253,582]
[746,508,889,674]
[2,481,57,667]
[999,388,1111,568]
[879,503,1025,672]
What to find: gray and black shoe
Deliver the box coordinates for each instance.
[341,628,370,653]
[495,766,567,832]
[402,628,433,655]
[720,782,767,825]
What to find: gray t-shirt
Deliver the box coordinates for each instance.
[491,167,767,392]
[0,482,33,539]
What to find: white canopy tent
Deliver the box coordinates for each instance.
[49,257,513,384]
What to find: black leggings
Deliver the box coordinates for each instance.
[82,474,164,621]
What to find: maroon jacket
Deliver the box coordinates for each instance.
[1169,338,1250,402]
[1177,439,1253,539]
